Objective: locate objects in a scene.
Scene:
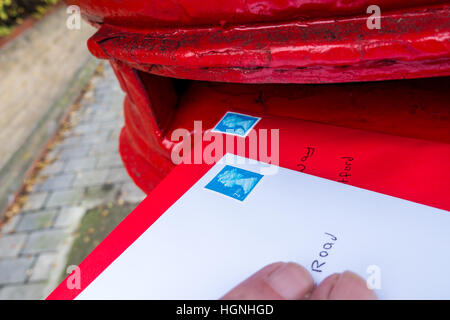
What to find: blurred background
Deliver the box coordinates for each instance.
[0,1,145,299]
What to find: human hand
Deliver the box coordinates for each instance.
[222,262,377,300]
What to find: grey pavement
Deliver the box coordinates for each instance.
[0,63,146,300]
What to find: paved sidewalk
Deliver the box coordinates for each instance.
[0,63,146,299]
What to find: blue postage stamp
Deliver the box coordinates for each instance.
[211,112,261,137]
[205,165,263,201]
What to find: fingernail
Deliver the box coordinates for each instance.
[266,262,314,300]
[329,271,377,300]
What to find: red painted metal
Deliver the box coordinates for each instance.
[68,1,450,194]
[68,1,448,28]
[86,5,450,84]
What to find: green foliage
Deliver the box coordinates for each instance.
[0,0,59,37]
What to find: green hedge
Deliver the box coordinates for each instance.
[0,0,59,37]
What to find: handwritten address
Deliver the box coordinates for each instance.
[311,232,338,273]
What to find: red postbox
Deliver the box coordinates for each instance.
[67,0,450,194]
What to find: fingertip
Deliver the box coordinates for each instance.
[338,271,377,300]
[222,262,314,300]
[309,273,340,300]
[266,262,315,300]
[221,262,287,300]
[310,271,377,300]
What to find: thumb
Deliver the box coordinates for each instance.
[221,262,314,300]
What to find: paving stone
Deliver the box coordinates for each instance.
[16,210,57,232]
[91,112,121,123]
[64,157,97,173]
[109,129,122,141]
[54,207,85,229]
[0,283,47,300]
[0,215,21,234]
[40,161,66,175]
[0,233,27,258]
[23,229,67,254]
[35,173,75,192]
[57,145,92,161]
[82,184,120,208]
[22,192,48,211]
[79,131,111,145]
[46,189,84,208]
[106,167,130,184]
[89,148,105,158]
[74,122,101,135]
[89,145,118,158]
[96,154,123,168]
[100,121,121,131]
[0,257,34,285]
[87,101,105,112]
[59,136,82,148]
[73,169,109,187]
[119,182,147,203]
[97,141,120,154]
[29,253,57,282]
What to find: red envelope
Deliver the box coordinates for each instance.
[48,112,449,299]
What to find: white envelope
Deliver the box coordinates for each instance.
[77,154,450,300]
